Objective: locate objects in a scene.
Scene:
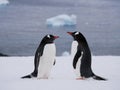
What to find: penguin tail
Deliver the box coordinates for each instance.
[21,72,37,79]
[21,74,32,79]
[92,75,107,81]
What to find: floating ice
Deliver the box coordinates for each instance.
[46,14,77,27]
[62,51,70,56]
[0,0,9,5]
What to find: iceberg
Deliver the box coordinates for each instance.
[46,14,77,27]
[0,0,9,5]
[62,51,70,56]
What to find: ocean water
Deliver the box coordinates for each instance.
[0,0,120,56]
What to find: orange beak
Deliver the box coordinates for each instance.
[54,36,59,39]
[67,32,72,35]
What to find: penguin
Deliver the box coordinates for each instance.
[67,31,107,81]
[21,34,59,79]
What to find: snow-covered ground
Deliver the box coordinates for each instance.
[0,56,120,90]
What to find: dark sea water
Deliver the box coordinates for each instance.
[0,0,120,56]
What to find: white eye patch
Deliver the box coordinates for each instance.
[75,32,79,35]
[47,35,50,38]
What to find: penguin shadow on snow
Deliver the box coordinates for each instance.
[21,34,59,79]
[67,31,107,81]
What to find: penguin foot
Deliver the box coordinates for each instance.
[76,77,85,80]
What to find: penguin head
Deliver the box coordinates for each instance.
[42,34,59,44]
[67,31,86,42]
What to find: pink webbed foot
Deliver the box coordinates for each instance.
[76,77,85,80]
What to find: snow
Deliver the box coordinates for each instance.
[46,14,76,27]
[0,56,120,90]
[0,0,9,5]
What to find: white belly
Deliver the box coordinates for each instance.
[71,41,78,60]
[37,44,56,79]
[71,41,83,77]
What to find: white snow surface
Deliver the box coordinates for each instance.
[46,14,76,27]
[0,56,120,90]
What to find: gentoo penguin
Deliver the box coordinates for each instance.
[21,34,59,79]
[67,31,107,80]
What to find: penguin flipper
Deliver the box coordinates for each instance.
[73,50,81,69]
[53,59,56,65]
[92,75,107,81]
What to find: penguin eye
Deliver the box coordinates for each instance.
[47,35,51,38]
[75,32,79,35]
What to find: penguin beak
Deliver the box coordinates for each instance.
[67,32,72,35]
[54,36,59,39]
[67,32,73,35]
